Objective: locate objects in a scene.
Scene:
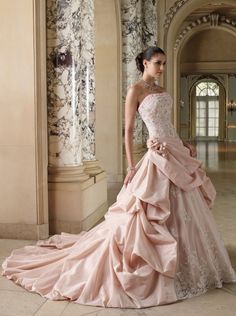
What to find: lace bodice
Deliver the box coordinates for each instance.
[138,92,178,139]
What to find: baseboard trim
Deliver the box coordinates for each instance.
[49,201,108,234]
[0,223,49,240]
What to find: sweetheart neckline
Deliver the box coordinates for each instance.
[138,92,169,112]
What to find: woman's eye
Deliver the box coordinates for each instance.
[155,61,165,65]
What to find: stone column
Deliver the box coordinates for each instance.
[79,0,103,176]
[47,0,87,179]
[141,0,158,144]
[47,0,107,234]
[121,0,158,166]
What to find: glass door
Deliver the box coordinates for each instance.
[195,82,219,139]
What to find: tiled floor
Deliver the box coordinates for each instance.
[0,141,236,316]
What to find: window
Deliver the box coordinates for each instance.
[195,81,219,138]
[196,82,219,97]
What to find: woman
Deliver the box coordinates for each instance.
[2,46,236,308]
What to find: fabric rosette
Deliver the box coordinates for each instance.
[147,138,168,158]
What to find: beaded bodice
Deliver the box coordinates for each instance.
[138,92,178,139]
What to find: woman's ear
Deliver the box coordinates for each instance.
[143,59,147,69]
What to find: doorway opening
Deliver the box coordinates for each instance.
[195,81,219,140]
[190,78,226,141]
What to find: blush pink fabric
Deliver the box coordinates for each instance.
[2,93,236,308]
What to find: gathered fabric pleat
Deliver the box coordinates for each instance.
[2,137,236,308]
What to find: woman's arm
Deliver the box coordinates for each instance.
[124,86,139,185]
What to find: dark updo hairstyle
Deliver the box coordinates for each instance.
[135,46,165,73]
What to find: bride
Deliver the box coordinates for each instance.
[2,46,236,308]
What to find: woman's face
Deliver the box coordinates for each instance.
[143,53,166,78]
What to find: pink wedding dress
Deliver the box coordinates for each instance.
[2,92,236,308]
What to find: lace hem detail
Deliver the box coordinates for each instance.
[174,247,236,300]
[169,183,236,300]
[175,277,236,300]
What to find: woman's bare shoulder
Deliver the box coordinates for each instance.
[126,82,144,107]
[127,81,144,97]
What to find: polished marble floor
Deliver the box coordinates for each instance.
[0,141,236,316]
[195,140,236,171]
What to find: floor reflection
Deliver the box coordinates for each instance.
[193,141,236,171]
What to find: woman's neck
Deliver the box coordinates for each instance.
[142,75,155,84]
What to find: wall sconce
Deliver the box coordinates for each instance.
[227,99,236,113]
[52,49,72,68]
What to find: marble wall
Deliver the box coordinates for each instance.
[121,0,158,145]
[47,0,95,167]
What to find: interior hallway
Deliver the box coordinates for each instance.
[0,141,236,316]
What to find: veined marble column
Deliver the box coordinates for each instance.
[141,0,158,144]
[46,0,107,234]
[121,0,158,162]
[47,0,101,179]
[47,0,86,182]
[79,0,102,176]
[121,0,143,146]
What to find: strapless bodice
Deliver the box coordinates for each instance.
[138,93,178,139]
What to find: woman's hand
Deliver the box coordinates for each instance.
[184,142,197,157]
[124,169,136,186]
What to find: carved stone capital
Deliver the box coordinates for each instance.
[164,0,189,29]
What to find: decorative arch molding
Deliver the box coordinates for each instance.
[164,0,236,54]
[164,0,190,30]
[188,74,227,92]
[175,13,236,49]
[164,0,236,32]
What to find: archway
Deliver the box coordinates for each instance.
[178,25,236,141]
[160,0,236,131]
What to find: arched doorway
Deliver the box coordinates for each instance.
[158,0,236,131]
[190,79,226,140]
[177,24,236,141]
